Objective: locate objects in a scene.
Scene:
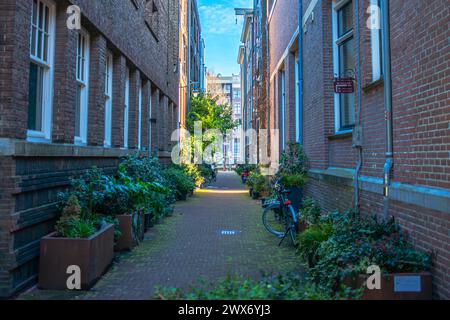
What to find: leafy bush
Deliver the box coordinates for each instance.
[280,172,306,188]
[163,166,196,197]
[307,210,432,298]
[55,195,98,238]
[155,273,331,300]
[278,142,309,176]
[300,198,322,225]
[246,172,267,192]
[297,223,333,268]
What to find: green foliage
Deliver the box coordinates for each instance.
[278,142,309,176]
[304,210,432,298]
[185,94,238,163]
[163,165,196,197]
[300,198,322,225]
[236,164,260,176]
[56,155,176,239]
[55,195,98,238]
[155,273,331,300]
[297,223,333,268]
[186,93,237,135]
[280,173,306,188]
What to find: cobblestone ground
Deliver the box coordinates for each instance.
[20,171,303,300]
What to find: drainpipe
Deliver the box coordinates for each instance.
[354,0,363,212]
[381,0,393,221]
[297,0,303,144]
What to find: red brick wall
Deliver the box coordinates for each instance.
[299,0,450,299]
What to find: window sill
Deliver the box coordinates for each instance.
[328,131,353,141]
[363,77,384,93]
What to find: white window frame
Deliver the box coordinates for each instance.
[280,70,286,151]
[295,51,300,142]
[149,88,153,151]
[138,84,143,149]
[124,67,130,148]
[75,28,90,145]
[370,0,382,82]
[332,0,355,133]
[104,51,113,148]
[27,0,56,142]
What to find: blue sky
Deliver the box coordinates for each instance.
[198,0,253,76]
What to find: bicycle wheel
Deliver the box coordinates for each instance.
[262,204,287,238]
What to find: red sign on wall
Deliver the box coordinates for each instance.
[334,78,355,94]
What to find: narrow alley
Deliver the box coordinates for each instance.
[21,172,302,300]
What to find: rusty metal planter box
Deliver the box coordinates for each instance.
[39,224,115,290]
[360,272,433,300]
[115,213,145,252]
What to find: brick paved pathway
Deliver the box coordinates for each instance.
[21,171,303,300]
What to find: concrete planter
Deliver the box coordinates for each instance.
[39,224,114,290]
[359,272,433,300]
[115,212,145,252]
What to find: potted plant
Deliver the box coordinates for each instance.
[280,172,306,212]
[39,195,115,290]
[309,210,433,300]
[252,173,268,200]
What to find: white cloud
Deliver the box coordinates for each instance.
[199,2,248,35]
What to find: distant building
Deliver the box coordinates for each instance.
[206,73,242,165]
[179,0,203,134]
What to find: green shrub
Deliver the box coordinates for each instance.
[280,172,306,188]
[163,166,196,197]
[308,210,432,298]
[55,195,98,238]
[297,223,333,267]
[300,198,322,225]
[155,273,331,300]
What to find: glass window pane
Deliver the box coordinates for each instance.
[28,63,43,131]
[32,0,38,25]
[31,26,37,56]
[43,33,48,61]
[37,30,42,59]
[75,85,81,137]
[339,37,354,76]
[338,1,353,37]
[340,92,355,129]
[44,5,49,33]
[38,1,44,29]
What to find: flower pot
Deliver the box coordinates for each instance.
[358,272,433,300]
[297,221,308,233]
[249,188,254,197]
[39,224,114,290]
[252,191,261,200]
[115,212,145,252]
[287,186,303,213]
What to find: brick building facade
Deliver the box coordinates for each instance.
[246,0,449,298]
[0,0,180,297]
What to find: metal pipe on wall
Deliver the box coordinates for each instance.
[381,0,394,221]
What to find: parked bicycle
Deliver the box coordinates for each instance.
[262,179,299,246]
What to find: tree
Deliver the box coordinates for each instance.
[184,93,238,164]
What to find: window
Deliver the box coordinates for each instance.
[369,0,383,81]
[75,29,90,145]
[28,0,55,141]
[333,0,355,132]
[280,70,286,151]
[104,51,113,147]
[138,84,143,149]
[295,51,301,142]
[124,68,130,148]
[234,138,240,156]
